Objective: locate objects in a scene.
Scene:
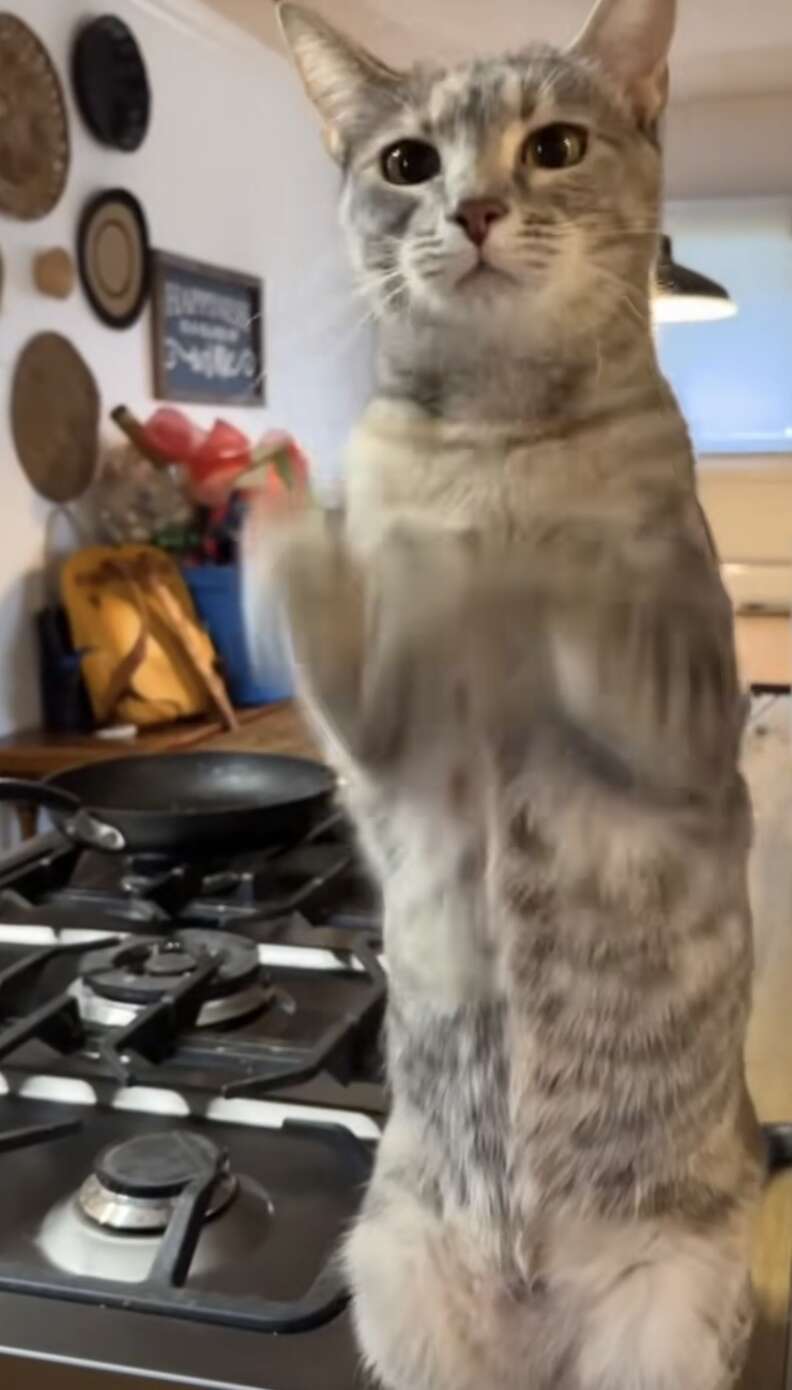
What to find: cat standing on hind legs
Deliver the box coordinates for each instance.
[245,0,766,1385]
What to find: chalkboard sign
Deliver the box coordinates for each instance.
[150,250,265,406]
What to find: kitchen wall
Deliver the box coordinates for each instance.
[666,92,792,202]
[0,0,371,736]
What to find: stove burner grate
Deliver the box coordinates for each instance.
[24,807,382,932]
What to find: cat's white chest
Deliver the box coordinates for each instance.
[344,399,605,550]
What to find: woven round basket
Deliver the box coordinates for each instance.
[0,14,70,220]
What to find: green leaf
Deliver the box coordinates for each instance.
[271,448,296,491]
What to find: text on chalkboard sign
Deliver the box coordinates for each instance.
[150,251,265,407]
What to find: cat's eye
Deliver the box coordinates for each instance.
[381,140,441,186]
[523,123,588,171]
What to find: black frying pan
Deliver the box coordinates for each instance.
[0,753,335,855]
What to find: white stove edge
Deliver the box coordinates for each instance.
[0,1344,266,1390]
[0,923,388,975]
[0,921,384,1141]
[0,1070,381,1141]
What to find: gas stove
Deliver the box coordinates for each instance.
[0,812,386,1389]
[0,808,379,931]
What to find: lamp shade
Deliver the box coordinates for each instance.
[654,236,737,324]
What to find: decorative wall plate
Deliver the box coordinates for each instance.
[72,15,151,152]
[0,14,70,220]
[11,334,100,503]
[77,188,150,329]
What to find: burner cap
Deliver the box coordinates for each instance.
[145,941,197,977]
[78,1130,237,1232]
[78,929,271,1029]
[87,929,258,1002]
[98,1131,221,1200]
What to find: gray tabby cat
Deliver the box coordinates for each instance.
[247,1,765,1385]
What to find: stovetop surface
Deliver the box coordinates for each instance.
[0,814,386,1387]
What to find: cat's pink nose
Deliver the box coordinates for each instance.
[453,198,507,247]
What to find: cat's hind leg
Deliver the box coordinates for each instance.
[568,1220,754,1390]
[345,1177,575,1390]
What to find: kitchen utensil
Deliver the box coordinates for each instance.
[184,563,292,707]
[11,333,100,503]
[0,753,334,855]
[36,611,94,734]
[0,14,70,219]
[111,405,188,467]
[36,507,94,735]
[71,15,151,152]
[77,188,150,329]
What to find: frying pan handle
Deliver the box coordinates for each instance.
[0,778,82,815]
[0,778,126,853]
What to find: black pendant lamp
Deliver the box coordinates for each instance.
[654,235,737,324]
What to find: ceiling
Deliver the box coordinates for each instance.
[201,0,792,104]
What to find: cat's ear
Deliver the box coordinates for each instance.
[278,4,404,161]
[570,0,676,126]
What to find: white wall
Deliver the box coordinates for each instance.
[0,0,371,736]
[666,92,792,200]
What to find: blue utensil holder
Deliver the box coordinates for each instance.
[183,564,292,707]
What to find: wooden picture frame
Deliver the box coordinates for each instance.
[150,250,265,407]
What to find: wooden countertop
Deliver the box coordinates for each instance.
[0,702,318,780]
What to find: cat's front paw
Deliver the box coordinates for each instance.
[274,509,354,615]
[240,473,315,588]
[239,479,324,697]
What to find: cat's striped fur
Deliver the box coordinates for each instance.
[247,2,765,1385]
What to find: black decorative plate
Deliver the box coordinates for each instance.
[77,188,151,330]
[71,14,151,152]
[0,14,70,220]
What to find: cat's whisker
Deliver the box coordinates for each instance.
[330,304,382,355]
[353,268,405,303]
[593,271,649,329]
[338,271,410,346]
